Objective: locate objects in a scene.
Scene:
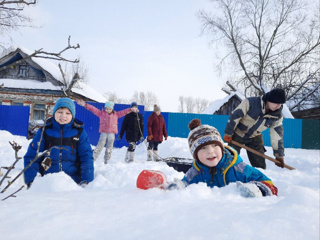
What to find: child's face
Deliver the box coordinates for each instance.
[105,107,113,113]
[197,143,222,167]
[54,107,73,124]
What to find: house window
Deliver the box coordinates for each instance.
[18,65,27,77]
[12,102,23,106]
[33,104,45,120]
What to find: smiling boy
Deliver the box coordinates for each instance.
[175,119,278,197]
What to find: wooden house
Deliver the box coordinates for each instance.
[0,46,106,122]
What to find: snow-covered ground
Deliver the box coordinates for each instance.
[0,130,319,240]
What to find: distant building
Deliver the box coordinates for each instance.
[202,91,244,115]
[0,46,106,122]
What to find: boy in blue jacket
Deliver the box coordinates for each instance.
[169,119,278,197]
[24,98,94,188]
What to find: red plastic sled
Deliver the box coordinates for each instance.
[136,170,168,190]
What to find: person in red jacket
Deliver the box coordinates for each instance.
[77,99,133,164]
[147,105,168,161]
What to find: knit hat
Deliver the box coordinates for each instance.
[188,119,224,160]
[153,104,161,112]
[53,98,76,118]
[264,88,286,104]
[130,102,138,108]
[105,101,115,109]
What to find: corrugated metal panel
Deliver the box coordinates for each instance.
[167,113,229,138]
[302,119,320,149]
[0,105,29,137]
[283,118,302,148]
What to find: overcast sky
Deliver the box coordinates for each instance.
[8,0,228,112]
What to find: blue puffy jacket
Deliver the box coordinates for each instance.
[24,117,94,185]
[182,146,276,190]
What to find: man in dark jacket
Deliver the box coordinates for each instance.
[223,88,286,169]
[119,102,144,163]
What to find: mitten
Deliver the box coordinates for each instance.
[147,135,153,140]
[275,157,285,168]
[223,135,232,143]
[166,178,187,190]
[41,157,52,171]
[237,181,263,198]
[237,181,278,197]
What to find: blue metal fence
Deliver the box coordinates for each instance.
[0,104,318,149]
[0,105,29,137]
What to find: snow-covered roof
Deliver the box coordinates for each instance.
[72,81,107,103]
[0,78,61,91]
[9,46,63,82]
[1,46,107,103]
[202,91,245,114]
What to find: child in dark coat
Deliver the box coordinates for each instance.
[119,102,144,163]
[169,119,278,197]
[146,104,167,161]
[24,98,94,188]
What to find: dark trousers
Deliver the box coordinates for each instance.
[229,134,266,169]
[147,141,159,151]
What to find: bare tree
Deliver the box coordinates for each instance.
[185,97,195,113]
[59,59,89,96]
[178,96,185,113]
[0,0,82,96]
[195,98,209,113]
[0,0,37,47]
[179,96,210,113]
[200,0,320,107]
[130,91,158,111]
[104,91,128,104]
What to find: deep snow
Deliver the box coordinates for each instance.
[0,130,319,240]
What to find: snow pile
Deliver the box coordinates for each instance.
[0,130,319,240]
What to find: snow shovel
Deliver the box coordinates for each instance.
[230,140,295,170]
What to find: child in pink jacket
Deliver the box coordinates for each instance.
[77,99,132,163]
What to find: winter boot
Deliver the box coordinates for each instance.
[124,150,129,163]
[128,151,134,163]
[147,150,153,161]
[104,148,112,164]
[153,150,161,161]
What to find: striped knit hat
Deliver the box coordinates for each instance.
[188,119,224,160]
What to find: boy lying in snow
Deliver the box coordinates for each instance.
[137,119,278,197]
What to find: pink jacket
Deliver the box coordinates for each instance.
[85,103,131,134]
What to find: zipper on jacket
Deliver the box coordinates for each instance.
[59,128,63,171]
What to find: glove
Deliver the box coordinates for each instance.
[237,181,278,197]
[275,157,285,168]
[165,137,167,141]
[41,157,52,171]
[223,135,232,143]
[117,135,122,140]
[147,135,153,141]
